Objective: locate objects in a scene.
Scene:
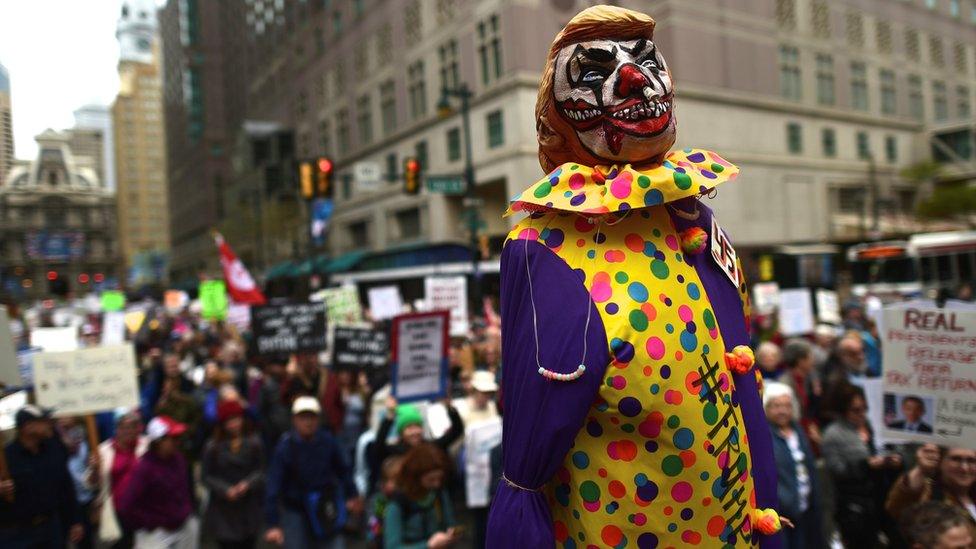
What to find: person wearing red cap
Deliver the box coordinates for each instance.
[117,415,198,549]
[202,400,265,549]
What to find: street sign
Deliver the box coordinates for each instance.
[354,161,382,192]
[426,175,465,195]
[462,197,484,207]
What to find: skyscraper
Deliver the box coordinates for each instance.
[73,104,115,192]
[0,62,13,187]
[113,0,171,284]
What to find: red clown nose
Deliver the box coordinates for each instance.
[615,64,648,97]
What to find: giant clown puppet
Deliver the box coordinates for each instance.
[486,6,782,548]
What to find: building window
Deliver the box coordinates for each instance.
[395,207,421,240]
[811,0,830,38]
[348,219,369,248]
[446,127,461,161]
[885,135,898,163]
[846,10,864,48]
[958,85,971,119]
[404,0,422,46]
[486,110,504,148]
[786,122,803,154]
[438,39,460,93]
[879,69,897,115]
[415,140,428,170]
[898,189,917,214]
[376,23,392,66]
[822,128,837,157]
[837,187,864,214]
[933,81,948,121]
[407,60,427,120]
[954,42,968,74]
[857,131,871,160]
[332,10,342,34]
[779,45,802,101]
[342,173,353,200]
[908,75,924,120]
[776,0,796,29]
[850,62,869,111]
[876,20,892,54]
[905,28,920,62]
[385,152,398,182]
[925,0,936,8]
[356,94,373,146]
[815,54,834,105]
[477,14,503,85]
[380,80,397,135]
[951,0,961,17]
[354,0,364,18]
[930,35,945,67]
[337,109,351,155]
[318,119,332,157]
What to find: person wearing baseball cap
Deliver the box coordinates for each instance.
[264,396,363,547]
[116,416,199,548]
[0,405,84,547]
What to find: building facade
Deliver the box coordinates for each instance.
[114,0,171,285]
[159,0,251,284]
[74,104,116,192]
[0,62,13,187]
[0,130,120,300]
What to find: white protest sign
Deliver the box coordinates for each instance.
[33,344,140,416]
[313,286,364,323]
[425,276,468,337]
[0,309,20,387]
[101,311,127,345]
[0,390,28,431]
[777,288,815,336]
[368,286,404,321]
[751,282,780,315]
[882,306,976,449]
[464,417,503,508]
[815,289,841,325]
[30,326,79,352]
[226,303,252,332]
[392,311,448,402]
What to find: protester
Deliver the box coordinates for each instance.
[283,352,344,432]
[117,415,198,549]
[0,405,84,547]
[901,501,974,549]
[453,370,500,427]
[820,333,868,423]
[337,370,371,462]
[141,350,196,420]
[202,399,265,548]
[264,396,362,548]
[97,410,148,548]
[778,338,821,445]
[372,397,464,477]
[366,456,404,548]
[756,340,783,379]
[59,417,99,549]
[258,357,294,453]
[763,382,823,549]
[384,443,460,549]
[887,443,976,523]
[820,385,901,547]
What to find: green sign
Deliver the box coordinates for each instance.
[101,290,126,312]
[426,175,465,195]
[200,280,228,320]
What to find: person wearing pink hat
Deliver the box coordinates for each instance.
[117,415,198,549]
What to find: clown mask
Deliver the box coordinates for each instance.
[552,38,675,164]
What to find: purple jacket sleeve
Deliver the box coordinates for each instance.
[486,238,610,548]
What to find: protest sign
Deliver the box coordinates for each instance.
[33,344,139,417]
[751,282,780,315]
[332,326,389,371]
[16,347,40,386]
[251,303,327,356]
[463,417,503,508]
[425,276,469,337]
[391,311,449,402]
[815,288,841,325]
[0,309,19,388]
[30,327,79,352]
[164,290,189,313]
[226,303,252,332]
[777,288,815,336]
[123,309,146,335]
[368,286,403,321]
[0,391,28,431]
[101,311,126,345]
[100,290,126,312]
[312,286,363,323]
[200,280,229,320]
[881,306,976,449]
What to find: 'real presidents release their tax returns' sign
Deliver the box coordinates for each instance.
[251,303,327,356]
[882,306,976,449]
[391,311,449,403]
[33,344,140,416]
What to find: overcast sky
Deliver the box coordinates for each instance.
[0,0,123,160]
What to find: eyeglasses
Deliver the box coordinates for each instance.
[946,455,976,466]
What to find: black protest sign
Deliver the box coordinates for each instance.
[251,303,327,355]
[332,326,389,371]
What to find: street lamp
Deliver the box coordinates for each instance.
[438,83,483,309]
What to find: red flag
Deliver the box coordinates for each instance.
[214,233,266,305]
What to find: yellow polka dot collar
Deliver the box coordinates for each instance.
[507,148,739,217]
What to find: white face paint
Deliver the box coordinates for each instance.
[552,38,676,163]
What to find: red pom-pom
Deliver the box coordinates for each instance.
[724,345,755,375]
[679,227,708,255]
[751,508,782,535]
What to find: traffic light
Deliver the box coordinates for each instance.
[404,157,421,195]
[315,157,333,198]
[299,160,314,199]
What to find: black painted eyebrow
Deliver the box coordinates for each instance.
[621,39,647,56]
[580,45,617,63]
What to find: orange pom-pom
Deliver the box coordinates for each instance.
[724,345,755,375]
[679,227,708,255]
[750,508,782,535]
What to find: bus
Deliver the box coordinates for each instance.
[848,231,976,298]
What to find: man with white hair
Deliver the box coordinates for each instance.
[764,382,823,549]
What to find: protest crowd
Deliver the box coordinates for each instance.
[0,281,974,549]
